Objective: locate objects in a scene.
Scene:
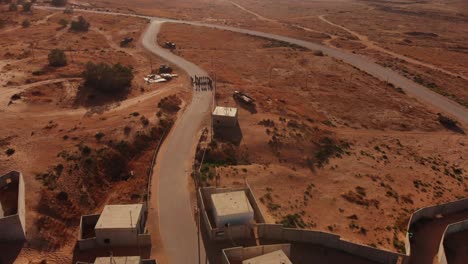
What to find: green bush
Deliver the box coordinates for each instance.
[70,16,89,32]
[48,49,67,67]
[51,0,67,7]
[22,1,32,12]
[9,3,17,11]
[21,19,30,28]
[83,62,134,93]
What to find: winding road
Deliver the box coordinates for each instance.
[34,5,468,264]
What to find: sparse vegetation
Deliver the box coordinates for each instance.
[22,1,32,12]
[279,213,306,228]
[48,49,67,67]
[158,95,182,112]
[21,19,30,28]
[83,62,134,93]
[51,0,67,7]
[314,137,350,168]
[5,148,15,156]
[70,16,90,32]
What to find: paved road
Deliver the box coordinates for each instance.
[38,5,468,124]
[142,21,210,264]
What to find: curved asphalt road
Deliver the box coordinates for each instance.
[142,21,210,264]
[36,6,468,264]
[38,6,468,124]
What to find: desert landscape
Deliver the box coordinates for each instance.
[0,0,466,264]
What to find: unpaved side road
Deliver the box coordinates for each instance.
[142,20,209,264]
[37,6,468,125]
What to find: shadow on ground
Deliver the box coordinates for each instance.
[213,124,243,146]
[0,241,24,264]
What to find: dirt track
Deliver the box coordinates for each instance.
[37,5,468,125]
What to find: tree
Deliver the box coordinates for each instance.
[22,1,32,12]
[21,19,30,28]
[51,0,66,6]
[83,62,134,93]
[48,49,67,67]
[8,3,17,11]
[70,16,89,32]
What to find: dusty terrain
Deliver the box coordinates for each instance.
[82,0,468,108]
[0,4,187,263]
[1,0,467,263]
[159,23,467,253]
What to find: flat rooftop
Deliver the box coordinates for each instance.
[242,250,292,264]
[94,256,140,264]
[95,204,143,229]
[212,191,253,217]
[213,106,238,117]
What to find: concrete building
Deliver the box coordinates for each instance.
[222,244,291,264]
[198,185,266,241]
[242,250,292,264]
[78,204,151,250]
[212,106,238,127]
[0,171,26,241]
[212,191,254,227]
[76,256,157,264]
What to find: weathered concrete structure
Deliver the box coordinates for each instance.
[405,198,468,262]
[76,256,157,264]
[212,106,238,127]
[78,203,151,250]
[222,244,291,264]
[212,191,254,227]
[243,250,291,264]
[0,171,26,241]
[199,185,265,241]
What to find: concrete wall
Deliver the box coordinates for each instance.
[405,198,468,256]
[222,244,291,264]
[436,219,468,264]
[0,171,26,241]
[256,224,404,264]
[213,114,238,128]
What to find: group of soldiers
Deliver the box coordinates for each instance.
[191,75,213,91]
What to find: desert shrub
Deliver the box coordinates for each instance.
[258,119,275,127]
[83,62,134,93]
[9,3,17,11]
[140,116,149,126]
[314,50,324,56]
[94,132,105,141]
[279,213,306,228]
[58,18,68,28]
[98,148,128,181]
[22,1,32,12]
[314,137,350,167]
[158,95,181,112]
[70,16,89,32]
[63,7,73,14]
[48,49,67,67]
[5,148,15,156]
[51,0,67,7]
[21,19,30,27]
[56,191,68,201]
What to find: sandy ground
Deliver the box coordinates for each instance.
[78,0,468,108]
[158,22,467,254]
[0,6,189,263]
